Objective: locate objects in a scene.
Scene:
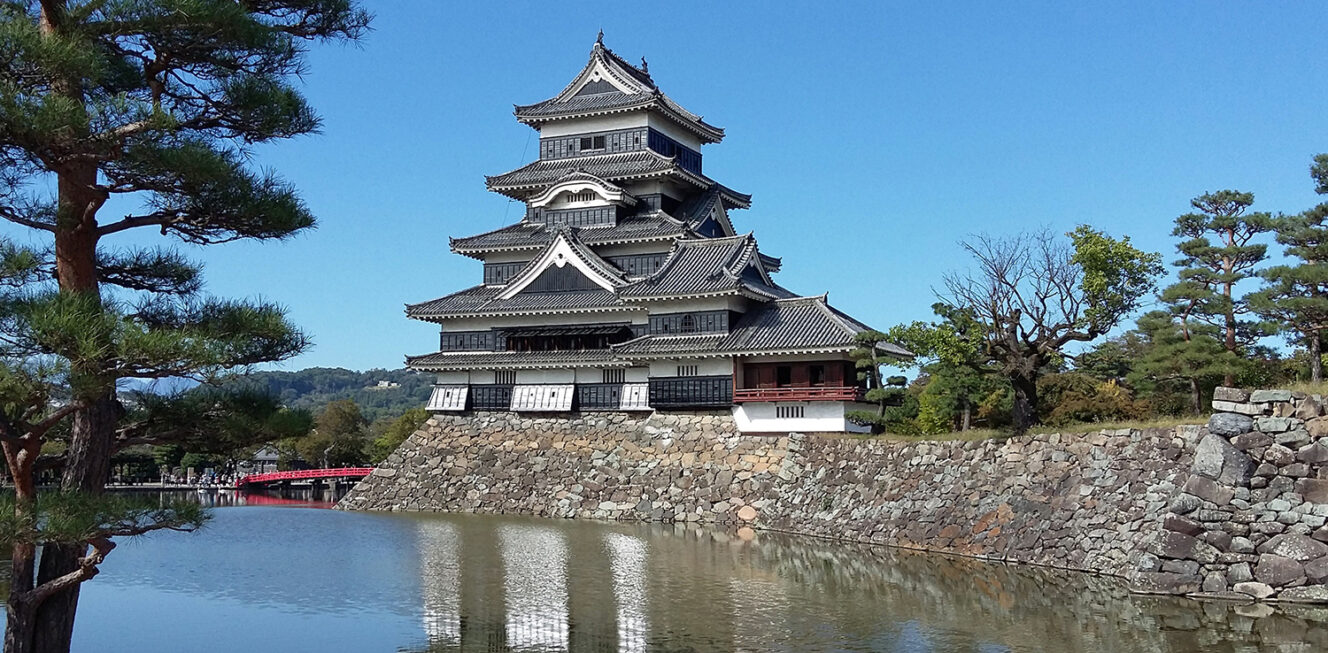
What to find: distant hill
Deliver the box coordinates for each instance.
[239,367,434,423]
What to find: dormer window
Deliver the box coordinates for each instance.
[579,135,606,151]
[567,190,596,203]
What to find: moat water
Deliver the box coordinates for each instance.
[25,493,1328,652]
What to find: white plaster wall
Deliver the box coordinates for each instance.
[646,114,704,151]
[625,367,649,382]
[481,251,533,265]
[643,296,740,314]
[732,402,867,433]
[574,367,605,383]
[517,369,576,384]
[470,370,496,384]
[540,114,645,138]
[647,358,732,377]
[436,371,469,384]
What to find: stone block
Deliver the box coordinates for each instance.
[1315,526,1328,543]
[1231,536,1256,553]
[1162,559,1201,575]
[1264,445,1295,467]
[1258,533,1328,562]
[1276,585,1328,603]
[1307,556,1328,583]
[1232,432,1273,451]
[1210,412,1256,436]
[1194,434,1255,486]
[1255,554,1305,586]
[1296,396,1323,421]
[1297,478,1328,504]
[1299,442,1328,465]
[1251,390,1293,404]
[1309,417,1328,439]
[1132,572,1202,595]
[1182,475,1234,506]
[1213,401,1265,416]
[1228,562,1254,583]
[1214,387,1250,403]
[1256,417,1297,433]
[1202,571,1227,592]
[1163,513,1205,536]
[1276,430,1313,448]
[1234,581,1276,599]
[1170,493,1202,515]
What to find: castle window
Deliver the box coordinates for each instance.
[579,135,606,151]
[495,370,517,385]
[677,364,698,377]
[776,366,792,387]
[679,314,696,333]
[603,369,626,384]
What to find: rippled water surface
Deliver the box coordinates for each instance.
[58,499,1328,652]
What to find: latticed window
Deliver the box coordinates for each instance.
[677,364,698,377]
[495,370,517,385]
[602,369,626,383]
[679,314,696,333]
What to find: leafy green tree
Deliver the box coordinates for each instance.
[0,2,369,651]
[296,399,369,468]
[369,407,430,464]
[942,227,1163,435]
[1038,372,1150,426]
[1250,157,1328,382]
[1163,191,1274,386]
[884,304,990,432]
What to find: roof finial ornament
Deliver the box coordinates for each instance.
[640,56,648,72]
[596,29,604,45]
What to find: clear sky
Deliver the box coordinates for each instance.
[62,2,1328,371]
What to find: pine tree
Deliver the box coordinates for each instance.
[1251,156,1328,383]
[1163,190,1274,386]
[1130,310,1241,413]
[0,3,369,652]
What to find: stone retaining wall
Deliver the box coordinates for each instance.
[338,390,1328,604]
[1140,389,1328,603]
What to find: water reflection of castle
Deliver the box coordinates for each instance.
[406,516,1328,653]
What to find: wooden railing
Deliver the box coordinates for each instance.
[733,386,865,403]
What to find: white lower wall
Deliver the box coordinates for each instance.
[625,367,649,382]
[516,369,575,384]
[436,371,470,384]
[731,402,868,434]
[647,358,733,377]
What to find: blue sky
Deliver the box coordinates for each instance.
[58,2,1328,370]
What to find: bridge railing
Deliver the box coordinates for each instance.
[235,467,375,488]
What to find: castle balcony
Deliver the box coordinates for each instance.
[732,386,865,403]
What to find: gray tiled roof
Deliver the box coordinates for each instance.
[499,226,627,290]
[719,296,872,352]
[612,296,911,358]
[407,349,626,371]
[450,212,693,256]
[619,234,795,300]
[406,284,630,320]
[513,41,723,143]
[486,150,713,197]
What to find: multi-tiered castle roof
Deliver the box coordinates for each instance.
[406,36,907,430]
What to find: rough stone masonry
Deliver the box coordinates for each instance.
[337,390,1328,604]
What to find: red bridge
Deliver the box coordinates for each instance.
[235,467,374,490]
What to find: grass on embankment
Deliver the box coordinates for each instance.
[1268,381,1328,397]
[819,415,1206,443]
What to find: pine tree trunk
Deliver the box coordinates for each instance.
[33,144,114,653]
[1011,374,1038,436]
[1190,377,1203,415]
[32,394,117,653]
[4,440,42,653]
[960,398,972,432]
[1312,330,1323,384]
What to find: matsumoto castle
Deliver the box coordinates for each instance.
[409,36,910,432]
